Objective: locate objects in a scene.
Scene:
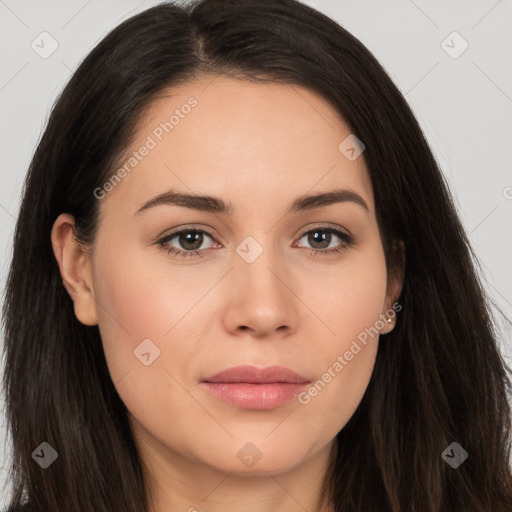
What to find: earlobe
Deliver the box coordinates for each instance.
[50,213,98,326]
[388,239,405,305]
[380,315,396,335]
[381,239,405,334]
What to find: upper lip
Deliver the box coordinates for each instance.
[203,365,310,384]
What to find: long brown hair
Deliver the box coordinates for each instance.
[2,0,512,510]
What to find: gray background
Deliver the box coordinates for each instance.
[1,0,511,505]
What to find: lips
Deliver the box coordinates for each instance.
[203,365,311,384]
[201,365,311,409]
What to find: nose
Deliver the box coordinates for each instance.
[222,240,299,339]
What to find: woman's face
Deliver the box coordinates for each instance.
[55,75,401,480]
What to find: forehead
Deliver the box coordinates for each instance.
[100,75,374,219]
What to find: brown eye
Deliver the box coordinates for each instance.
[174,231,206,251]
[157,229,216,258]
[296,227,354,256]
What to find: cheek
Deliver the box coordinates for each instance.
[90,235,208,384]
[302,236,388,347]
[295,241,387,430]
[297,339,378,440]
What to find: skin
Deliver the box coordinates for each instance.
[51,74,403,512]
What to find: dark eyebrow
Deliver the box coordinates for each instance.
[133,187,369,217]
[290,188,368,213]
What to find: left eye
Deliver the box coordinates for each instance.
[296,228,351,252]
[157,226,354,258]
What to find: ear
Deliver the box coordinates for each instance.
[380,239,405,334]
[50,213,98,326]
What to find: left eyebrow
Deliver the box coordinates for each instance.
[289,188,369,213]
[133,187,369,217]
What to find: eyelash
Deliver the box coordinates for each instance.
[156,224,354,259]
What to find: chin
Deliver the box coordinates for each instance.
[198,437,317,476]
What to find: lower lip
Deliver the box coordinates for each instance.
[201,382,309,409]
